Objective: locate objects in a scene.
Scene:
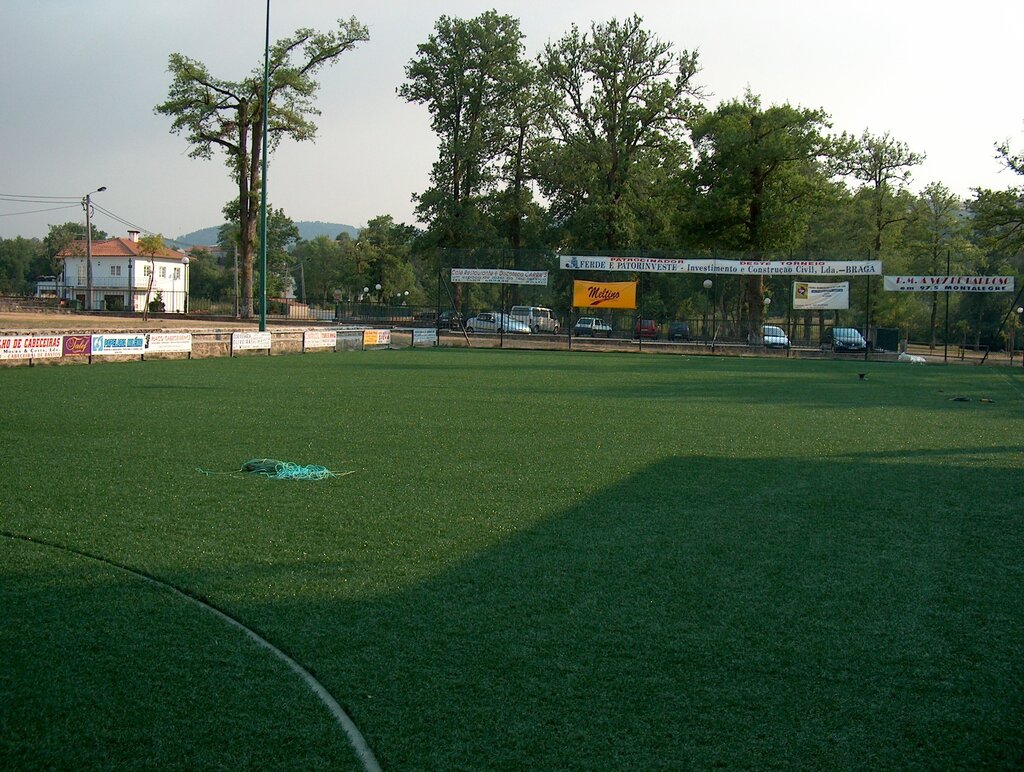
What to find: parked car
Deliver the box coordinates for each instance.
[573,317,613,337]
[634,319,658,339]
[668,321,691,341]
[437,310,464,330]
[822,327,867,352]
[761,325,791,349]
[464,312,531,334]
[510,305,560,334]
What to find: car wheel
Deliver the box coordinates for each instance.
[466,326,474,333]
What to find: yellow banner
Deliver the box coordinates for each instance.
[362,329,391,346]
[572,280,638,309]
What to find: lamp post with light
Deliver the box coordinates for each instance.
[82,186,106,310]
[1015,306,1024,367]
[178,256,190,313]
[762,296,772,348]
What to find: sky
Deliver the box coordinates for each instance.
[1,0,1022,243]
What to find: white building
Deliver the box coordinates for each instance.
[56,230,190,313]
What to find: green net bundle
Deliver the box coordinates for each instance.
[240,458,337,480]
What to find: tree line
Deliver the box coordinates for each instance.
[2,12,1022,346]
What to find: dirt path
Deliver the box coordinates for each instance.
[0,312,280,333]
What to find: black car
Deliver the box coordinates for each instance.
[437,310,464,330]
[668,321,691,341]
[822,327,867,352]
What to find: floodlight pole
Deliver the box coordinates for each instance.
[258,0,271,332]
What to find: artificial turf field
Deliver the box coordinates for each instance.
[1,348,1022,769]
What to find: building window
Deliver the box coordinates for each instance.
[173,267,181,280]
[159,267,167,278]
[77,265,86,284]
[110,265,121,276]
[143,265,151,277]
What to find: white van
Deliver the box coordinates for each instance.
[510,305,559,334]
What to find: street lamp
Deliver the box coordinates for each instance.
[179,256,190,313]
[82,186,107,310]
[703,279,714,349]
[761,296,772,348]
[1016,306,1024,366]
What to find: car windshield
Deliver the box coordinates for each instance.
[764,326,784,336]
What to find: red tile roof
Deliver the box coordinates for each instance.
[57,238,184,260]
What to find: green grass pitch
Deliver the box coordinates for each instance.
[2,349,1022,769]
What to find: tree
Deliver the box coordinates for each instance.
[846,131,924,255]
[0,237,45,294]
[903,183,972,346]
[219,201,299,300]
[536,15,700,250]
[186,247,232,302]
[400,11,529,254]
[139,234,166,319]
[685,91,842,332]
[352,215,419,302]
[970,132,1024,256]
[294,235,344,305]
[156,17,368,318]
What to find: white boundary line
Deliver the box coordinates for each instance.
[2,532,381,772]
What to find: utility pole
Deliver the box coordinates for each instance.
[82,186,106,310]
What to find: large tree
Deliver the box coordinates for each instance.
[156,17,368,318]
[685,92,841,332]
[400,11,529,255]
[536,15,700,250]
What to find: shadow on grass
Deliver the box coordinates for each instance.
[266,453,1022,769]
[4,453,1022,770]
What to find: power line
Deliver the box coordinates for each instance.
[0,192,80,202]
[0,204,79,217]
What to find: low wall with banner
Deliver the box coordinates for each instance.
[0,326,428,367]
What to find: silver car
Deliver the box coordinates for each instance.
[762,325,791,349]
[464,312,531,334]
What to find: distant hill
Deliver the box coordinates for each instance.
[173,220,359,248]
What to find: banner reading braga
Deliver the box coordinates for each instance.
[572,280,638,309]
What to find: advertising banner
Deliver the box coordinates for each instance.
[572,280,638,309]
[144,332,192,353]
[412,328,438,346]
[91,333,146,356]
[451,268,548,286]
[303,330,337,349]
[883,276,1015,293]
[232,331,272,351]
[793,281,850,310]
[363,329,391,346]
[0,335,64,360]
[560,255,881,276]
[62,335,93,356]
